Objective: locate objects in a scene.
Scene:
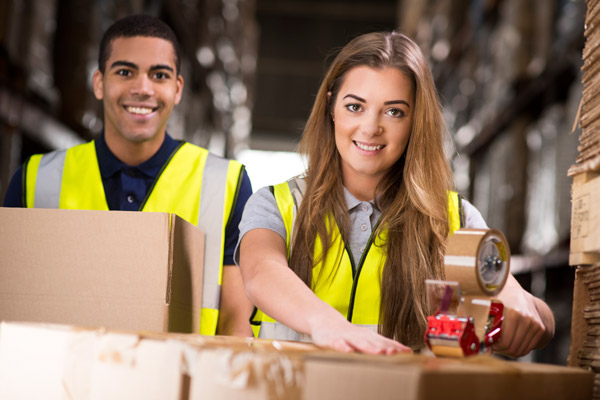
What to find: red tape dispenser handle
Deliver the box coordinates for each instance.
[484,301,504,348]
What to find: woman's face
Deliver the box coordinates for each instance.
[332,66,414,190]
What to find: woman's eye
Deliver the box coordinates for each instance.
[387,108,405,118]
[345,104,362,112]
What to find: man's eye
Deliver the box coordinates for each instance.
[154,72,170,79]
[345,104,362,112]
[116,69,131,77]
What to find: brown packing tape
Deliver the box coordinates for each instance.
[460,296,493,342]
[444,229,488,295]
[444,229,510,296]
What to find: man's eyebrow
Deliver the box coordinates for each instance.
[149,64,174,73]
[109,61,174,73]
[110,60,138,70]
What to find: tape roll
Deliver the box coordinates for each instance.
[444,229,510,296]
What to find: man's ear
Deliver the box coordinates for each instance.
[174,74,184,105]
[92,69,104,100]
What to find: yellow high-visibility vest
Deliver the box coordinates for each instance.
[24,140,244,335]
[252,177,463,340]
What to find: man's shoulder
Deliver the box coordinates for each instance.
[178,142,244,169]
[30,140,92,159]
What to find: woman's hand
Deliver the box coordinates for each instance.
[308,312,411,355]
[492,275,555,358]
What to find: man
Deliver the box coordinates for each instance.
[3,14,254,337]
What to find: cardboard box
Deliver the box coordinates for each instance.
[0,207,204,332]
[0,322,593,400]
[0,322,191,400]
[303,353,593,400]
[570,172,600,265]
[568,266,590,367]
[0,322,310,400]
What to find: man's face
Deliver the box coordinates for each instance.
[93,36,183,145]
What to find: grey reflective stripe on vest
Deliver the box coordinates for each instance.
[34,149,67,208]
[259,320,378,342]
[285,176,306,254]
[197,153,231,310]
[356,324,379,333]
[258,321,312,342]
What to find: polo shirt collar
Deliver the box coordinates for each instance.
[95,132,179,179]
[342,186,360,211]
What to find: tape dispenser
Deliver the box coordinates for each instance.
[424,228,510,357]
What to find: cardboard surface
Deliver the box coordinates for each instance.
[0,322,189,400]
[303,353,593,400]
[570,173,600,265]
[0,207,204,332]
[0,322,593,400]
[568,266,590,367]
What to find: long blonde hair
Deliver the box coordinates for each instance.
[290,31,453,348]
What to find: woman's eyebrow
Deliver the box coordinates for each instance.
[343,94,366,102]
[343,94,410,108]
[384,100,410,107]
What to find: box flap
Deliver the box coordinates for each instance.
[167,214,205,333]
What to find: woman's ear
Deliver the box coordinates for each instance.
[327,91,334,121]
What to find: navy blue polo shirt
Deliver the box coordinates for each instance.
[3,133,252,266]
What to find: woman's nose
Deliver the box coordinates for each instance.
[360,114,383,137]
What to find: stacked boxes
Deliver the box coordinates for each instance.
[568,0,600,398]
[0,322,593,400]
[573,0,600,177]
[0,205,594,398]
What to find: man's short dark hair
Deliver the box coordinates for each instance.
[98,14,182,74]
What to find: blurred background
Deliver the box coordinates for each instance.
[0,0,587,364]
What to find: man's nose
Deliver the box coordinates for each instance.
[129,75,154,97]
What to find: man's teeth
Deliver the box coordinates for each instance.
[355,142,383,151]
[127,106,153,115]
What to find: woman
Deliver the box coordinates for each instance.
[237,31,554,356]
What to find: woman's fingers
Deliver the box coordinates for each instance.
[493,307,545,358]
[312,322,411,355]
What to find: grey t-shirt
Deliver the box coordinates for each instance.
[234,185,488,266]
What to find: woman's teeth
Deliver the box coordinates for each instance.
[355,141,383,151]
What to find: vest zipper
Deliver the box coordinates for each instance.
[346,220,381,323]
[138,141,185,211]
[345,243,357,277]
